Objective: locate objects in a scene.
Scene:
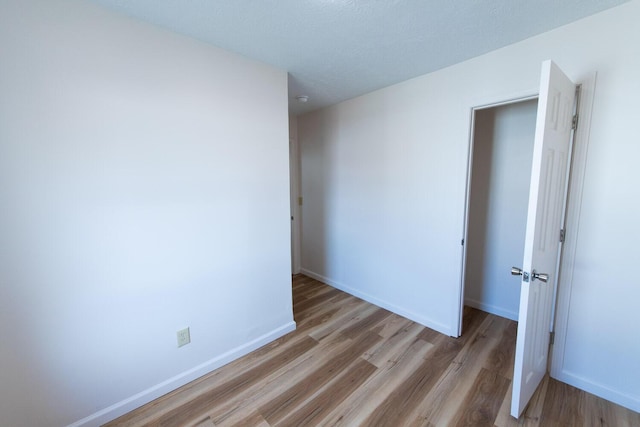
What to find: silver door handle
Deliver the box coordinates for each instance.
[532,270,549,283]
[511,267,523,276]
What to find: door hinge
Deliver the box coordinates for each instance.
[550,331,555,345]
[461,239,464,246]
[572,114,579,130]
[559,228,566,243]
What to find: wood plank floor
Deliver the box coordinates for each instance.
[105,275,640,427]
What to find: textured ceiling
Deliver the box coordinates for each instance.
[91,0,630,115]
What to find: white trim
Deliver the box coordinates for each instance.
[67,321,296,427]
[300,268,455,337]
[553,370,640,413]
[289,135,302,274]
[457,105,476,337]
[549,73,595,378]
[469,88,539,112]
[464,298,518,321]
[549,73,597,374]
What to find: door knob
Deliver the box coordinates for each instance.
[512,267,529,282]
[512,267,547,282]
[532,270,549,283]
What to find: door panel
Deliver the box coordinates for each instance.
[511,61,576,417]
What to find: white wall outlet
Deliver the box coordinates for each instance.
[177,327,190,347]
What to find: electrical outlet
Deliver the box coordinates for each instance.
[177,327,190,347]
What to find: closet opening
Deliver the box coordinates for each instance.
[461,97,538,332]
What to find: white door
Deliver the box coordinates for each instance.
[511,60,576,417]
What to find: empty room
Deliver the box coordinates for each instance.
[1,1,639,426]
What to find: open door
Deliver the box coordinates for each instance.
[510,60,577,417]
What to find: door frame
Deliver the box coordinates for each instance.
[289,136,302,274]
[457,90,539,336]
[549,72,596,380]
[456,70,598,412]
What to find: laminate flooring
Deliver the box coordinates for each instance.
[105,275,640,427]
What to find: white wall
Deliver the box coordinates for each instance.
[465,101,537,320]
[0,1,293,426]
[298,0,640,411]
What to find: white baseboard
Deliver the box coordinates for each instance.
[552,369,640,413]
[68,321,297,427]
[300,268,454,336]
[464,298,518,321]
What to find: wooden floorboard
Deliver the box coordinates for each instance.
[450,368,511,427]
[104,275,640,427]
